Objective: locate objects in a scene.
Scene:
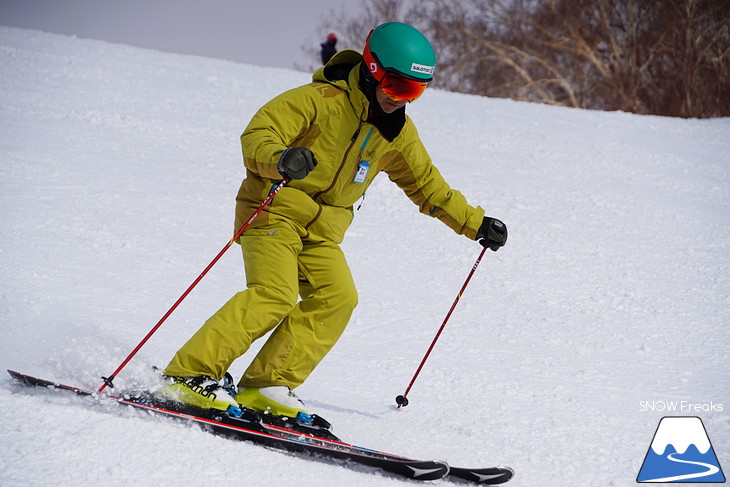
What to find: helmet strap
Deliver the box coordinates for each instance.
[358,63,388,118]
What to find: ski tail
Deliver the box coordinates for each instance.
[449,465,515,484]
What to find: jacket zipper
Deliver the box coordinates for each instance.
[305,114,368,232]
[311,119,365,202]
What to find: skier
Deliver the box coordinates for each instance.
[320,32,338,64]
[160,22,508,421]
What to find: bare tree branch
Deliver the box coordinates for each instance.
[303,0,730,117]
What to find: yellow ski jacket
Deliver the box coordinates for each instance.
[235,50,485,244]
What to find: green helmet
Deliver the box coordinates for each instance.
[363,22,436,82]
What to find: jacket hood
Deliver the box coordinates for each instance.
[313,49,362,85]
[312,49,368,122]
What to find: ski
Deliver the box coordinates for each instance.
[8,369,513,484]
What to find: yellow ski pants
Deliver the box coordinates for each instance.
[164,222,358,390]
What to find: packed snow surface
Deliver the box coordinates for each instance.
[1,26,728,486]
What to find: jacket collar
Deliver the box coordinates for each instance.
[313,50,405,142]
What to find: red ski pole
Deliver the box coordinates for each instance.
[97,177,290,394]
[395,246,488,408]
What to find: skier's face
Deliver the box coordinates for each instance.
[375,83,408,113]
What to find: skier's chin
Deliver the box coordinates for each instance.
[380,99,405,113]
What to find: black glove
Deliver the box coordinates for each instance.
[477,217,508,251]
[278,147,317,180]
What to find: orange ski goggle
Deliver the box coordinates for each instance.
[379,72,429,102]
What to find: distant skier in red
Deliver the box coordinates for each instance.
[320,32,337,64]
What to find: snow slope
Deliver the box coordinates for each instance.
[1,26,728,486]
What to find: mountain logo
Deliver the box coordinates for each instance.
[637,416,725,483]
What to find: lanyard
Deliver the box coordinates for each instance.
[353,126,374,185]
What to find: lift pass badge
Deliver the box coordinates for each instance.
[353,161,370,184]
